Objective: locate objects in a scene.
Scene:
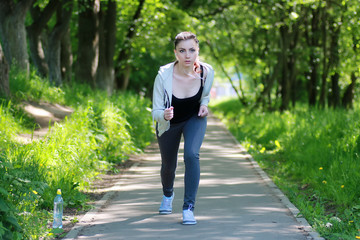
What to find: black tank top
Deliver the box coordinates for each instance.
[170,66,204,124]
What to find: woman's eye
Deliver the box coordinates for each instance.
[190,49,196,52]
[179,50,185,53]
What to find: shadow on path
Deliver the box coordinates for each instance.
[64,115,321,240]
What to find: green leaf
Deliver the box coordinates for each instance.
[5,216,21,230]
[0,222,6,235]
[0,187,9,196]
[51,228,64,234]
[0,198,10,212]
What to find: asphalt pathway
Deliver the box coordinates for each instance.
[64,115,323,240]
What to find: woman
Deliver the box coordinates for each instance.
[152,32,214,225]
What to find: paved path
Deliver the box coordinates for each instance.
[65,116,323,240]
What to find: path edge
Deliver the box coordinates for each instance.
[62,162,141,240]
[223,124,324,240]
[63,116,325,240]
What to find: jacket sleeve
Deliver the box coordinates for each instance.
[200,64,214,106]
[152,73,167,124]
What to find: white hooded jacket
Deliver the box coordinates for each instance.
[152,61,214,137]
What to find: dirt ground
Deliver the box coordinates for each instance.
[16,101,74,143]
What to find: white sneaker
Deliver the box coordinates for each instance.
[159,193,174,215]
[182,206,196,225]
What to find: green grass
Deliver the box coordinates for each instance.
[210,98,360,240]
[0,68,154,239]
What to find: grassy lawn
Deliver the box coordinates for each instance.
[210,98,360,240]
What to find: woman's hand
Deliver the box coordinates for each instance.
[198,105,208,117]
[164,106,174,121]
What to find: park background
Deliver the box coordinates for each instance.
[0,0,359,239]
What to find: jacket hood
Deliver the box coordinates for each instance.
[158,62,175,81]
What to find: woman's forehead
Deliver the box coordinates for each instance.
[176,39,198,49]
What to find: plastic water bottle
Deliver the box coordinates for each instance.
[53,189,63,229]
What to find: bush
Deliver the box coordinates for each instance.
[0,69,154,239]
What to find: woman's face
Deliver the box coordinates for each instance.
[174,39,199,68]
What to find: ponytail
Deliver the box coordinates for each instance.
[194,58,202,74]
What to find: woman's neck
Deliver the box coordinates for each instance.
[175,63,194,76]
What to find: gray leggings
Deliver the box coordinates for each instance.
[157,114,207,210]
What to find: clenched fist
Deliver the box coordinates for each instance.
[198,105,208,117]
[164,106,174,121]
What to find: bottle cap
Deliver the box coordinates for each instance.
[57,189,61,195]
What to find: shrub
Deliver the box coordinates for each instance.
[0,69,154,238]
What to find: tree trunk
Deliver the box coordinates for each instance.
[342,34,360,109]
[341,72,356,109]
[308,54,318,106]
[289,17,300,108]
[0,0,34,72]
[319,5,329,108]
[255,55,281,109]
[288,52,298,108]
[329,73,340,108]
[307,8,321,106]
[327,20,341,108]
[27,0,60,77]
[75,0,100,87]
[0,44,10,97]
[61,27,73,83]
[279,25,290,111]
[48,0,73,86]
[96,0,116,95]
[115,0,145,90]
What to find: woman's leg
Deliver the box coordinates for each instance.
[182,115,207,210]
[157,123,183,197]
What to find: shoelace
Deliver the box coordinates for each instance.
[187,204,193,211]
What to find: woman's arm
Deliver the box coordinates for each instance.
[152,73,166,122]
[200,63,214,107]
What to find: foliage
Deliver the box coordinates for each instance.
[3,0,360,107]
[0,69,154,239]
[125,0,195,96]
[0,105,24,240]
[9,66,65,104]
[211,98,360,239]
[193,0,360,110]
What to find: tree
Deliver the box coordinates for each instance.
[60,21,73,83]
[327,17,341,108]
[47,0,73,86]
[96,0,117,94]
[342,72,357,109]
[0,0,34,72]
[0,43,9,97]
[27,0,60,77]
[115,0,145,90]
[304,5,322,106]
[75,0,100,87]
[341,0,360,109]
[191,0,359,111]
[319,3,329,108]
